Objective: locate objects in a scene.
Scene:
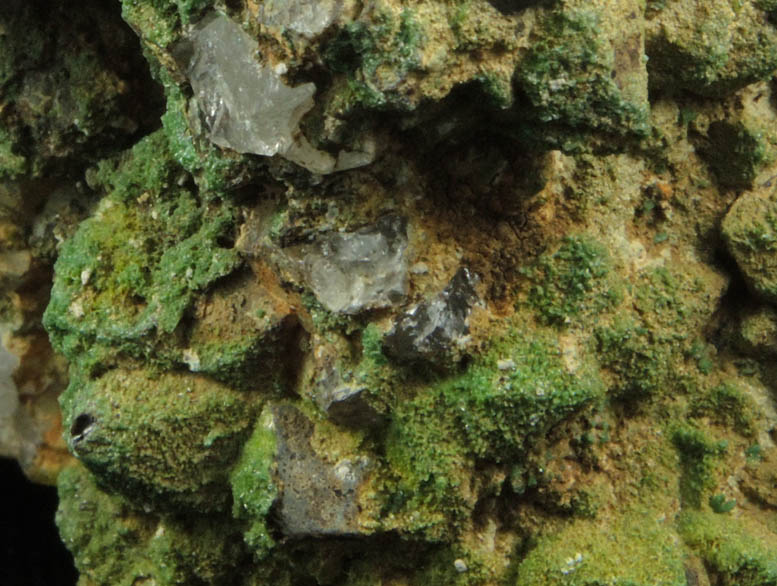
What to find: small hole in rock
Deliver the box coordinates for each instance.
[70,413,96,442]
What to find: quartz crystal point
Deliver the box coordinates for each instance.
[182,12,316,157]
[260,0,341,37]
[383,267,480,366]
[304,215,408,314]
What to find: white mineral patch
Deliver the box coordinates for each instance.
[0,332,38,466]
[69,299,85,318]
[260,0,341,37]
[184,13,316,157]
[497,358,515,371]
[182,348,201,372]
[453,559,468,573]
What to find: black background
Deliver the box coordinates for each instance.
[0,458,78,586]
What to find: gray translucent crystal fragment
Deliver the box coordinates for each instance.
[315,376,386,429]
[260,0,341,37]
[181,12,315,157]
[305,215,408,314]
[383,267,480,366]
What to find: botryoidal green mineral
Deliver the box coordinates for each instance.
[4,0,777,584]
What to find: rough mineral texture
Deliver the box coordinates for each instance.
[5,0,777,585]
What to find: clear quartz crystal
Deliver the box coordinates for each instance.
[305,215,408,314]
[260,0,341,37]
[183,12,316,157]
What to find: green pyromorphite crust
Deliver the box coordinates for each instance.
[679,511,777,586]
[60,368,256,512]
[672,426,728,509]
[384,325,604,537]
[28,0,777,584]
[515,7,650,139]
[702,120,769,189]
[121,0,214,49]
[722,187,777,304]
[43,130,241,375]
[57,464,246,586]
[323,6,424,111]
[646,0,777,96]
[524,235,617,326]
[230,408,278,558]
[514,508,687,585]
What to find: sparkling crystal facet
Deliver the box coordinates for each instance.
[183,13,315,157]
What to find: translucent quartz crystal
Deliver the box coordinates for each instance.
[182,13,316,157]
[304,215,408,314]
[383,268,480,364]
[260,0,341,37]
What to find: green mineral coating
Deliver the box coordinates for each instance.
[121,0,214,48]
[43,130,241,374]
[671,426,728,509]
[524,235,614,326]
[514,508,687,585]
[384,389,473,538]
[646,0,777,96]
[595,264,712,401]
[736,306,777,358]
[446,327,603,459]
[323,6,424,110]
[709,493,737,514]
[57,464,246,586]
[60,368,256,512]
[385,325,603,536]
[18,0,777,583]
[702,120,769,189]
[721,187,777,303]
[361,323,388,366]
[515,8,650,138]
[596,318,674,400]
[57,464,158,586]
[679,510,777,585]
[229,408,278,558]
[691,382,757,437]
[474,72,514,109]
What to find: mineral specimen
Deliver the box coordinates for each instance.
[303,215,408,314]
[315,382,386,429]
[180,13,316,158]
[383,267,480,367]
[0,337,35,463]
[722,185,777,303]
[6,0,777,584]
[260,0,342,37]
[271,405,372,537]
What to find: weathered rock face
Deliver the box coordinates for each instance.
[271,404,373,537]
[722,185,777,303]
[5,0,777,585]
